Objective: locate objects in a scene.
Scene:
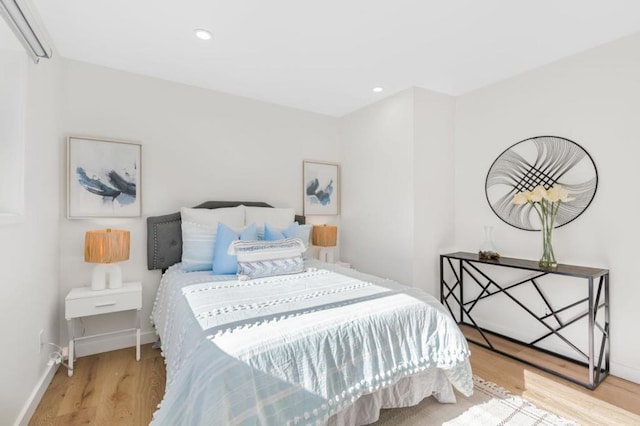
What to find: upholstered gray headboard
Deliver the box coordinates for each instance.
[146,201,305,271]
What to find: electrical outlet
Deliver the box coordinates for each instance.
[39,330,44,353]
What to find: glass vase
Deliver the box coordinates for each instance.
[539,208,557,269]
[479,226,500,260]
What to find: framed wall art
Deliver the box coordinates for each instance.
[303,160,340,215]
[67,136,142,218]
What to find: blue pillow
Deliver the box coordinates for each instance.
[264,222,312,259]
[212,223,258,274]
[264,222,298,240]
[180,206,245,272]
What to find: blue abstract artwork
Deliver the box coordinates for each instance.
[76,167,137,204]
[305,178,333,206]
[68,137,141,218]
[303,161,339,215]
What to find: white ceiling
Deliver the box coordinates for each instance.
[27,0,640,116]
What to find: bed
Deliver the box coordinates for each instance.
[147,201,473,425]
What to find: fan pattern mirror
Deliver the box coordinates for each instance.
[485,136,598,231]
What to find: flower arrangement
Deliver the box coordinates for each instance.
[512,184,574,268]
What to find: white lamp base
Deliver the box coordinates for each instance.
[317,247,335,263]
[91,263,123,290]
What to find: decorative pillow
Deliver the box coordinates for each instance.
[264,222,298,240]
[244,206,296,239]
[212,223,258,275]
[180,206,245,272]
[228,238,306,280]
[264,222,313,258]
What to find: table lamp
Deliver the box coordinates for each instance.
[85,229,130,290]
[312,225,337,263]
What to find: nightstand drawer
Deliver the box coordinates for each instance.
[66,291,140,318]
[65,282,142,319]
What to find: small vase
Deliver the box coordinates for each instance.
[538,201,558,269]
[479,226,500,260]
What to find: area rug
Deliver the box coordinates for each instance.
[375,376,578,425]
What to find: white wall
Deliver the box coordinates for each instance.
[0,51,61,424]
[340,89,415,285]
[58,59,341,354]
[454,33,640,382]
[413,88,456,294]
[340,87,456,291]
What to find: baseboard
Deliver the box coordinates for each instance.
[611,362,640,384]
[15,362,58,426]
[74,330,157,357]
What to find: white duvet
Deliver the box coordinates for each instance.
[151,261,473,425]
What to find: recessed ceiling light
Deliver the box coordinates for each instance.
[372,87,383,93]
[194,29,212,40]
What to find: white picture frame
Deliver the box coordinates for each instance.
[67,136,142,218]
[303,160,340,215]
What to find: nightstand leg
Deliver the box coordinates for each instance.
[136,309,141,361]
[318,247,335,263]
[67,319,74,377]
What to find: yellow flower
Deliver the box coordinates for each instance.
[529,185,547,202]
[546,184,575,203]
[512,192,530,205]
[511,184,575,206]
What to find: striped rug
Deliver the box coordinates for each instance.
[375,376,577,425]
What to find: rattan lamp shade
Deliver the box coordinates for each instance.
[312,225,337,247]
[84,229,130,291]
[85,229,130,263]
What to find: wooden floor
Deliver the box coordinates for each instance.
[29,344,165,426]
[29,342,640,425]
[468,343,640,425]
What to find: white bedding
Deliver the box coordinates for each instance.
[151,260,473,425]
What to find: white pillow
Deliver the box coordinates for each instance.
[245,206,295,238]
[180,205,245,271]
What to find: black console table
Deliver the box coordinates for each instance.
[440,251,609,389]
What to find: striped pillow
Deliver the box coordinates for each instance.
[228,238,306,280]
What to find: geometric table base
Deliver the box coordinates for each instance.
[440,252,609,389]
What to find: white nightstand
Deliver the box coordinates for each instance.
[65,282,142,377]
